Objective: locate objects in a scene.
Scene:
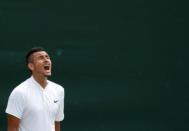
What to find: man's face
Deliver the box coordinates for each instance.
[28,51,52,77]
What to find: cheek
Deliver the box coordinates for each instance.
[34,63,43,70]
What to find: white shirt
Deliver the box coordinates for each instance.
[6,76,64,131]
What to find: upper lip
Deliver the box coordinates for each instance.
[44,62,50,66]
[44,64,50,66]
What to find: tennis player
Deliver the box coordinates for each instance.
[6,47,64,131]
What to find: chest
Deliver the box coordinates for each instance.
[24,88,60,119]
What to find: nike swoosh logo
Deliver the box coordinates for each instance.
[54,100,58,103]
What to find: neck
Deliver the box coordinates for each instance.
[32,74,48,88]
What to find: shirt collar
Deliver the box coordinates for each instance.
[30,76,49,91]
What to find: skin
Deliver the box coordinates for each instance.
[7,115,20,131]
[28,51,52,88]
[7,51,61,131]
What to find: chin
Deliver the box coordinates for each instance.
[44,73,51,77]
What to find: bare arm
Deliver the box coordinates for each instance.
[7,114,20,131]
[55,121,61,131]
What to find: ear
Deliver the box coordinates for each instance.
[28,63,34,71]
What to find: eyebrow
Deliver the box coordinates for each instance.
[36,53,50,58]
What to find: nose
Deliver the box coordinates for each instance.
[44,57,50,62]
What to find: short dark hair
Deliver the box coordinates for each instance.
[25,47,45,65]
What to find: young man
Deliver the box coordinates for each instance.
[6,47,64,131]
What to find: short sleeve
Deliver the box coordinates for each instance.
[55,87,64,121]
[5,89,25,119]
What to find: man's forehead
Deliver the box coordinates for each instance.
[32,51,49,57]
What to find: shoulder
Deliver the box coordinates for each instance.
[48,80,64,93]
[9,78,30,98]
[48,80,64,89]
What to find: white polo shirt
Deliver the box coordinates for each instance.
[6,76,64,131]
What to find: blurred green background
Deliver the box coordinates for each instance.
[0,0,188,130]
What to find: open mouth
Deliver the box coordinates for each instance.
[44,65,50,71]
